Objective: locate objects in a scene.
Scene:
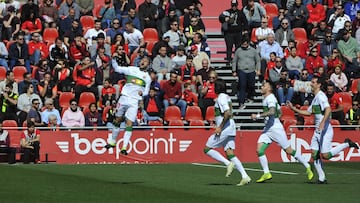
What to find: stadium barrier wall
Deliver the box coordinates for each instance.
[6,127,360,164]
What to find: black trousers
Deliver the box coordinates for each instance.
[224,32,242,61]
[0,147,16,164]
[22,141,40,164]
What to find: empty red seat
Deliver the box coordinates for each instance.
[185,106,202,121]
[78,92,96,109]
[59,92,75,109]
[165,106,181,122]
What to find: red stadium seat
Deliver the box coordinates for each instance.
[12,66,27,82]
[205,106,215,123]
[165,106,181,121]
[93,4,103,19]
[2,120,18,128]
[43,28,59,45]
[59,92,75,109]
[267,15,274,29]
[283,118,297,133]
[148,120,164,126]
[292,28,307,44]
[168,119,184,126]
[351,78,360,95]
[189,120,205,126]
[80,15,95,29]
[78,92,96,109]
[264,3,278,18]
[330,119,340,126]
[251,28,257,43]
[280,106,295,121]
[338,92,352,114]
[185,106,202,121]
[102,106,112,123]
[31,65,38,79]
[143,28,159,41]
[179,15,184,31]
[0,66,7,81]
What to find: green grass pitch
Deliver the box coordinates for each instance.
[1,162,359,203]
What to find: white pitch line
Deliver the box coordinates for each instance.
[192,163,299,175]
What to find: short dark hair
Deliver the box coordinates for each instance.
[69,98,78,105]
[27,120,35,128]
[214,78,227,94]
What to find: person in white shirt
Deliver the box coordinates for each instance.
[255,17,274,42]
[123,21,145,55]
[84,20,106,47]
[328,4,351,35]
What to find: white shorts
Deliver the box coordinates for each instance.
[257,127,290,149]
[311,124,333,153]
[115,95,139,122]
[206,120,236,150]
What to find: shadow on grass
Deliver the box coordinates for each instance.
[108,181,145,185]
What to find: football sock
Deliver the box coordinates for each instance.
[314,159,326,181]
[206,149,230,165]
[329,143,349,158]
[292,150,310,168]
[230,156,248,178]
[121,128,132,150]
[258,155,270,174]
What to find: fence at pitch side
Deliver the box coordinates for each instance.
[4,126,360,164]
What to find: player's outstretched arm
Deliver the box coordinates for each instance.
[287,101,311,116]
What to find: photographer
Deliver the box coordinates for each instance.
[0,83,18,122]
[20,121,41,164]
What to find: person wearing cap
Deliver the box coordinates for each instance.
[232,37,260,109]
[41,98,62,126]
[219,0,249,63]
[163,20,187,51]
[69,34,90,66]
[152,45,174,80]
[89,32,111,58]
[189,44,210,71]
[84,20,107,47]
[188,32,210,57]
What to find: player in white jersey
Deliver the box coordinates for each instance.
[104,57,151,155]
[204,78,251,186]
[288,76,359,183]
[251,82,313,183]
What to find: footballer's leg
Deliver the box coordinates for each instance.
[284,147,313,181]
[120,119,133,155]
[256,142,272,183]
[204,134,232,174]
[225,147,251,186]
[105,116,125,149]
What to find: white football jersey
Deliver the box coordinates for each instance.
[307,91,330,126]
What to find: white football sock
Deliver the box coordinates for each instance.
[314,159,326,181]
[121,131,132,150]
[330,143,349,157]
[230,156,248,178]
[293,151,310,168]
[258,155,270,173]
[206,149,230,165]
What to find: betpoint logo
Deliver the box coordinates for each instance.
[281,133,360,162]
[55,132,192,159]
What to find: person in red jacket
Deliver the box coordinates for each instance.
[69,34,90,67]
[162,71,187,118]
[306,0,326,36]
[74,56,98,101]
[21,10,42,43]
[305,47,324,77]
[28,33,49,65]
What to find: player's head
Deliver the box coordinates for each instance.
[214,78,227,94]
[310,75,325,92]
[261,81,273,95]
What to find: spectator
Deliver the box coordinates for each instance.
[106,18,123,44]
[84,20,106,47]
[114,0,136,18]
[255,17,274,42]
[18,84,42,126]
[0,42,9,70]
[346,100,360,130]
[178,55,196,85]
[101,78,117,107]
[8,33,31,72]
[76,0,94,16]
[275,69,294,105]
[243,0,266,33]
[337,20,353,41]
[327,48,345,75]
[69,34,90,66]
[272,7,290,31]
[188,32,210,57]
[138,0,158,30]
[47,114,61,131]
[288,0,308,28]
[292,69,313,106]
[314,21,331,43]
[20,0,40,24]
[306,0,325,36]
[84,103,103,127]
[172,45,187,69]
[58,0,81,20]
[94,50,113,90]
[0,122,16,164]
[174,0,202,17]
[152,45,174,80]
[58,8,77,36]
[40,0,59,28]
[337,30,360,79]
[328,4,351,36]
[151,35,175,58]
[34,60,50,83]
[121,7,141,30]
[18,72,39,95]
[196,58,214,91]
[28,33,48,65]
[143,86,164,124]
[0,71,18,95]
[182,81,197,106]
[330,65,348,92]
[111,33,128,55]
[74,56,98,101]
[320,31,338,67]
[89,33,111,59]
[41,98,61,126]
[162,71,187,118]
[123,21,145,55]
[275,18,295,48]
[163,20,187,51]
[27,98,44,127]
[160,6,178,35]
[62,98,85,127]
[2,6,21,41]
[49,37,69,69]
[0,83,18,122]
[21,9,42,43]
[98,0,116,29]
[286,47,303,80]
[326,82,346,125]
[38,72,58,103]
[184,16,206,46]
[157,0,176,36]
[232,38,260,109]
[20,121,41,164]
[352,10,360,36]
[63,19,83,47]
[264,52,277,81]
[305,47,324,77]
[344,0,360,21]
[183,3,204,28]
[148,67,161,91]
[189,45,210,71]
[53,59,73,92]
[269,56,287,86]
[199,70,217,118]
